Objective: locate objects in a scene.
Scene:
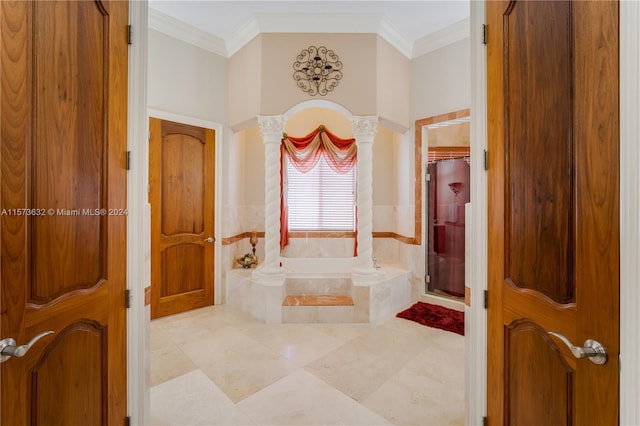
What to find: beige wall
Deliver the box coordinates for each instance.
[224,127,244,206]
[373,126,399,206]
[241,126,265,205]
[410,38,470,121]
[148,29,228,123]
[260,33,378,118]
[376,37,411,131]
[228,33,411,131]
[228,36,262,130]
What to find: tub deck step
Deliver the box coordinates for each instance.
[282,295,354,306]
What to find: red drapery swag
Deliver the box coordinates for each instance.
[280,125,358,255]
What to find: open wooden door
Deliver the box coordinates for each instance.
[1,1,129,424]
[149,118,215,319]
[487,1,619,424]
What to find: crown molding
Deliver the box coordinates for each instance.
[412,18,470,58]
[226,13,415,57]
[225,16,262,57]
[148,8,468,60]
[148,8,227,56]
[378,17,413,58]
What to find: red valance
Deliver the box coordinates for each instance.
[282,125,356,174]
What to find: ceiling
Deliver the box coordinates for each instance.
[148,1,471,58]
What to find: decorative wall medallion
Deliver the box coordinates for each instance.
[293,46,343,96]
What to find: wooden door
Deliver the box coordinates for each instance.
[149,118,215,319]
[487,1,619,424]
[1,1,128,424]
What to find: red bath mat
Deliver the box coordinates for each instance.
[396,302,464,335]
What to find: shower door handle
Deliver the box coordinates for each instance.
[547,332,607,365]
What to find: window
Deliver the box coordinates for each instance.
[285,154,356,231]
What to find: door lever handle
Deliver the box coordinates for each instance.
[0,331,54,363]
[548,331,607,365]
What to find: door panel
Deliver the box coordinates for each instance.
[31,321,106,425]
[1,1,128,424]
[31,0,107,303]
[161,133,205,235]
[505,320,573,425]
[504,0,574,303]
[150,118,215,319]
[487,1,619,424]
[162,245,205,296]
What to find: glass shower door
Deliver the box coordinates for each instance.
[426,157,470,299]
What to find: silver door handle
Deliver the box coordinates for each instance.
[0,331,54,363]
[204,237,214,243]
[548,331,607,365]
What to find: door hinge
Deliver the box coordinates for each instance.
[425,173,431,182]
[148,130,152,141]
[126,151,131,170]
[425,274,431,284]
[483,149,488,171]
[483,290,488,309]
[482,416,488,426]
[482,24,487,45]
[125,289,132,309]
[127,25,133,45]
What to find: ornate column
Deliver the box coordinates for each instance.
[352,115,379,275]
[254,115,285,278]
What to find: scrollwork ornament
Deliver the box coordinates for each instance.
[293,46,343,96]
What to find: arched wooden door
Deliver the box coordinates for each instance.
[149,118,215,319]
[1,1,129,424]
[487,1,619,424]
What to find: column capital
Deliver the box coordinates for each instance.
[351,115,378,142]
[258,115,285,143]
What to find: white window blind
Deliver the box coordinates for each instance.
[286,154,356,231]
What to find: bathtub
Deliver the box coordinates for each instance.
[225,258,412,323]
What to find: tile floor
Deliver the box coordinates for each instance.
[150,304,465,426]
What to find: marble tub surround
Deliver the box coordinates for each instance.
[226,268,285,323]
[281,237,356,258]
[226,264,411,323]
[150,304,465,426]
[285,275,352,297]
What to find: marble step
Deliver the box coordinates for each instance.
[282,295,354,306]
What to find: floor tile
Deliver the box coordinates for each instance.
[304,340,406,401]
[150,304,465,425]
[150,370,256,426]
[238,369,391,426]
[241,323,347,366]
[180,326,299,402]
[362,367,464,426]
[150,343,198,387]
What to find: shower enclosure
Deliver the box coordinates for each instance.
[426,155,470,299]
